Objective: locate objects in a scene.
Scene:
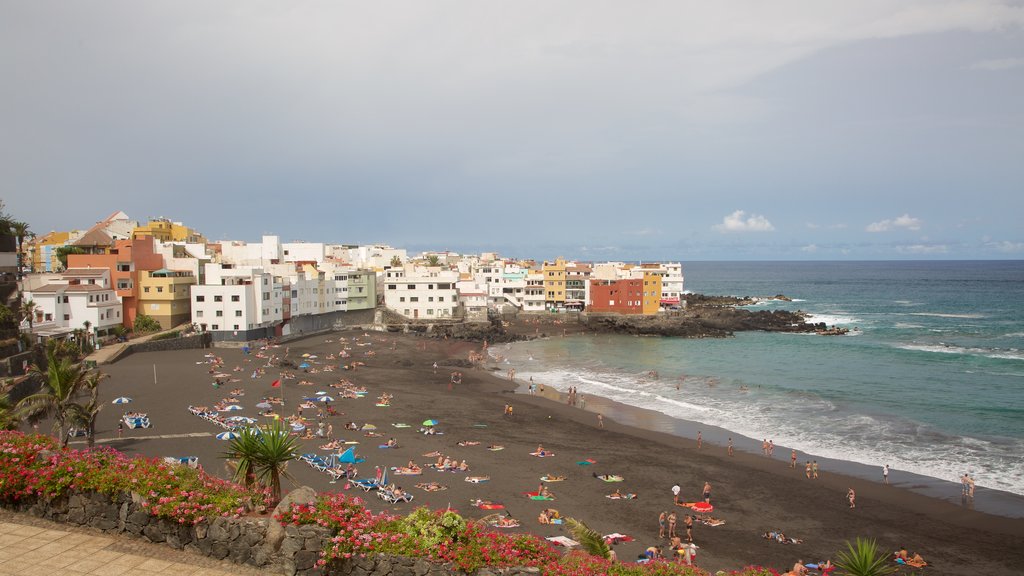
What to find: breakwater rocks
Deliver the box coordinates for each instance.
[583,308,816,338]
[3,488,544,576]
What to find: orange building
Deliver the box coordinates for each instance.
[589,278,646,315]
[67,235,165,327]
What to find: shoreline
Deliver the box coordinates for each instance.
[503,356,1024,520]
[82,328,1024,574]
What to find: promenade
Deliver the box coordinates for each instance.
[0,511,273,576]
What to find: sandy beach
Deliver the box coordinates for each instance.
[82,325,1024,575]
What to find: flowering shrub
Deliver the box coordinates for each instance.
[0,431,265,524]
[715,568,782,576]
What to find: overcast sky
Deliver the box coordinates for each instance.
[3,1,1023,261]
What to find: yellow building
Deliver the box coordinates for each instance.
[26,231,73,273]
[137,268,197,329]
[542,258,567,309]
[642,272,663,315]
[133,219,208,244]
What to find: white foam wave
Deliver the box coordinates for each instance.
[805,313,860,326]
[897,343,1024,361]
[893,323,924,329]
[909,312,985,319]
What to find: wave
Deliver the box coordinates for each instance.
[805,313,860,326]
[893,323,924,329]
[909,312,985,319]
[897,343,1024,361]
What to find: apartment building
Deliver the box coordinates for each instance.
[137,269,197,329]
[23,268,123,340]
[383,266,459,320]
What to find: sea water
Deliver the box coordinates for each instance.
[501,261,1024,497]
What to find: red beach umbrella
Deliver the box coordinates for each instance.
[690,502,713,517]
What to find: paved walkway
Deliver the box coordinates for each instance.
[0,511,275,576]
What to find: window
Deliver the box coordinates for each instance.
[427,309,434,315]
[216,310,223,317]
[64,314,70,321]
[407,284,415,290]
[399,297,405,302]
[428,296,434,302]
[233,325,239,330]
[45,313,52,321]
[214,295,223,302]
[212,324,219,330]
[157,286,163,293]
[143,287,150,293]
[196,295,205,302]
[235,310,242,317]
[410,297,419,302]
[438,296,444,302]
[196,310,204,318]
[231,295,240,302]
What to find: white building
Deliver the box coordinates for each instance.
[383,266,459,320]
[456,279,489,322]
[218,235,282,267]
[281,242,326,264]
[346,244,407,270]
[23,268,122,339]
[191,264,284,338]
[522,270,546,312]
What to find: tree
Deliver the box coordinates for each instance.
[133,312,161,333]
[390,255,403,268]
[54,245,87,271]
[564,517,612,560]
[16,346,88,447]
[426,255,440,267]
[20,298,37,332]
[835,538,897,576]
[222,427,263,491]
[81,320,93,352]
[73,370,106,449]
[10,221,31,278]
[0,393,20,431]
[252,420,300,506]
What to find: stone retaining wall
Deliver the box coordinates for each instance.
[4,488,546,576]
[117,333,211,359]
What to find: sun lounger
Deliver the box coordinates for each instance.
[546,536,580,547]
[464,476,490,483]
[529,451,554,458]
[540,476,565,482]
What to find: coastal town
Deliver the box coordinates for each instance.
[11,211,688,346]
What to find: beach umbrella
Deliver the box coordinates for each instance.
[315,391,327,396]
[111,397,132,405]
[690,502,713,520]
[361,424,377,430]
[222,405,244,411]
[422,419,438,427]
[255,402,272,409]
[308,355,318,359]
[316,396,335,402]
[216,431,239,440]
[299,362,311,369]
[301,353,311,358]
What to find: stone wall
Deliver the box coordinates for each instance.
[117,333,212,360]
[5,488,329,576]
[4,487,546,576]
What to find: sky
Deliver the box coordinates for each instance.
[2,1,1023,261]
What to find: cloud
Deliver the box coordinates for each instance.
[971,57,1024,71]
[896,243,948,255]
[988,240,1024,253]
[800,244,818,253]
[713,210,775,233]
[866,214,922,232]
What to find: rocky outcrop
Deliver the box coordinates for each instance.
[583,308,817,338]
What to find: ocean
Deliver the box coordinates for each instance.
[499,261,1024,504]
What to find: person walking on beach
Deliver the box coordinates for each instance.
[762,439,769,456]
[805,461,812,479]
[117,421,123,438]
[702,481,712,503]
[847,488,856,508]
[961,473,970,497]
[696,431,702,450]
[667,511,677,538]
[684,513,694,542]
[883,464,890,484]
[768,440,775,457]
[727,437,734,457]
[658,511,667,538]
[812,461,819,479]
[597,413,604,428]
[791,449,798,469]
[672,484,681,504]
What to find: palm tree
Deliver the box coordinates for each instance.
[20,298,37,332]
[82,320,93,351]
[426,255,440,267]
[390,255,403,268]
[0,393,20,431]
[564,517,612,560]
[834,537,897,576]
[73,370,106,448]
[16,346,88,447]
[10,221,31,278]
[222,427,263,490]
[253,420,300,506]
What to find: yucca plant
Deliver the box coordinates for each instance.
[835,537,897,576]
[221,426,264,490]
[251,420,299,506]
[565,517,612,560]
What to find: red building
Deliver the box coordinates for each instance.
[588,278,645,315]
[67,235,165,327]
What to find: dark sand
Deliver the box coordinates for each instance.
[84,327,1024,575]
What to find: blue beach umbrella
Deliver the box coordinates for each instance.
[299,362,311,369]
[316,396,335,403]
[222,405,244,411]
[422,419,438,427]
[216,431,239,440]
[111,397,132,405]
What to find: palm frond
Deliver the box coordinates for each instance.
[564,517,611,560]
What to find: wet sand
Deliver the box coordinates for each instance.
[87,328,1024,575]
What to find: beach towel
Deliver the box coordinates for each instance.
[605,493,637,500]
[540,476,565,482]
[375,403,389,407]
[471,500,505,510]
[603,533,634,544]
[486,446,505,451]
[546,536,579,547]
[530,451,554,458]
[464,476,490,483]
[472,423,488,428]
[596,474,624,482]
[576,459,596,466]
[524,492,555,501]
[392,423,411,428]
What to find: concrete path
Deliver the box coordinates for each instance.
[0,512,275,576]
